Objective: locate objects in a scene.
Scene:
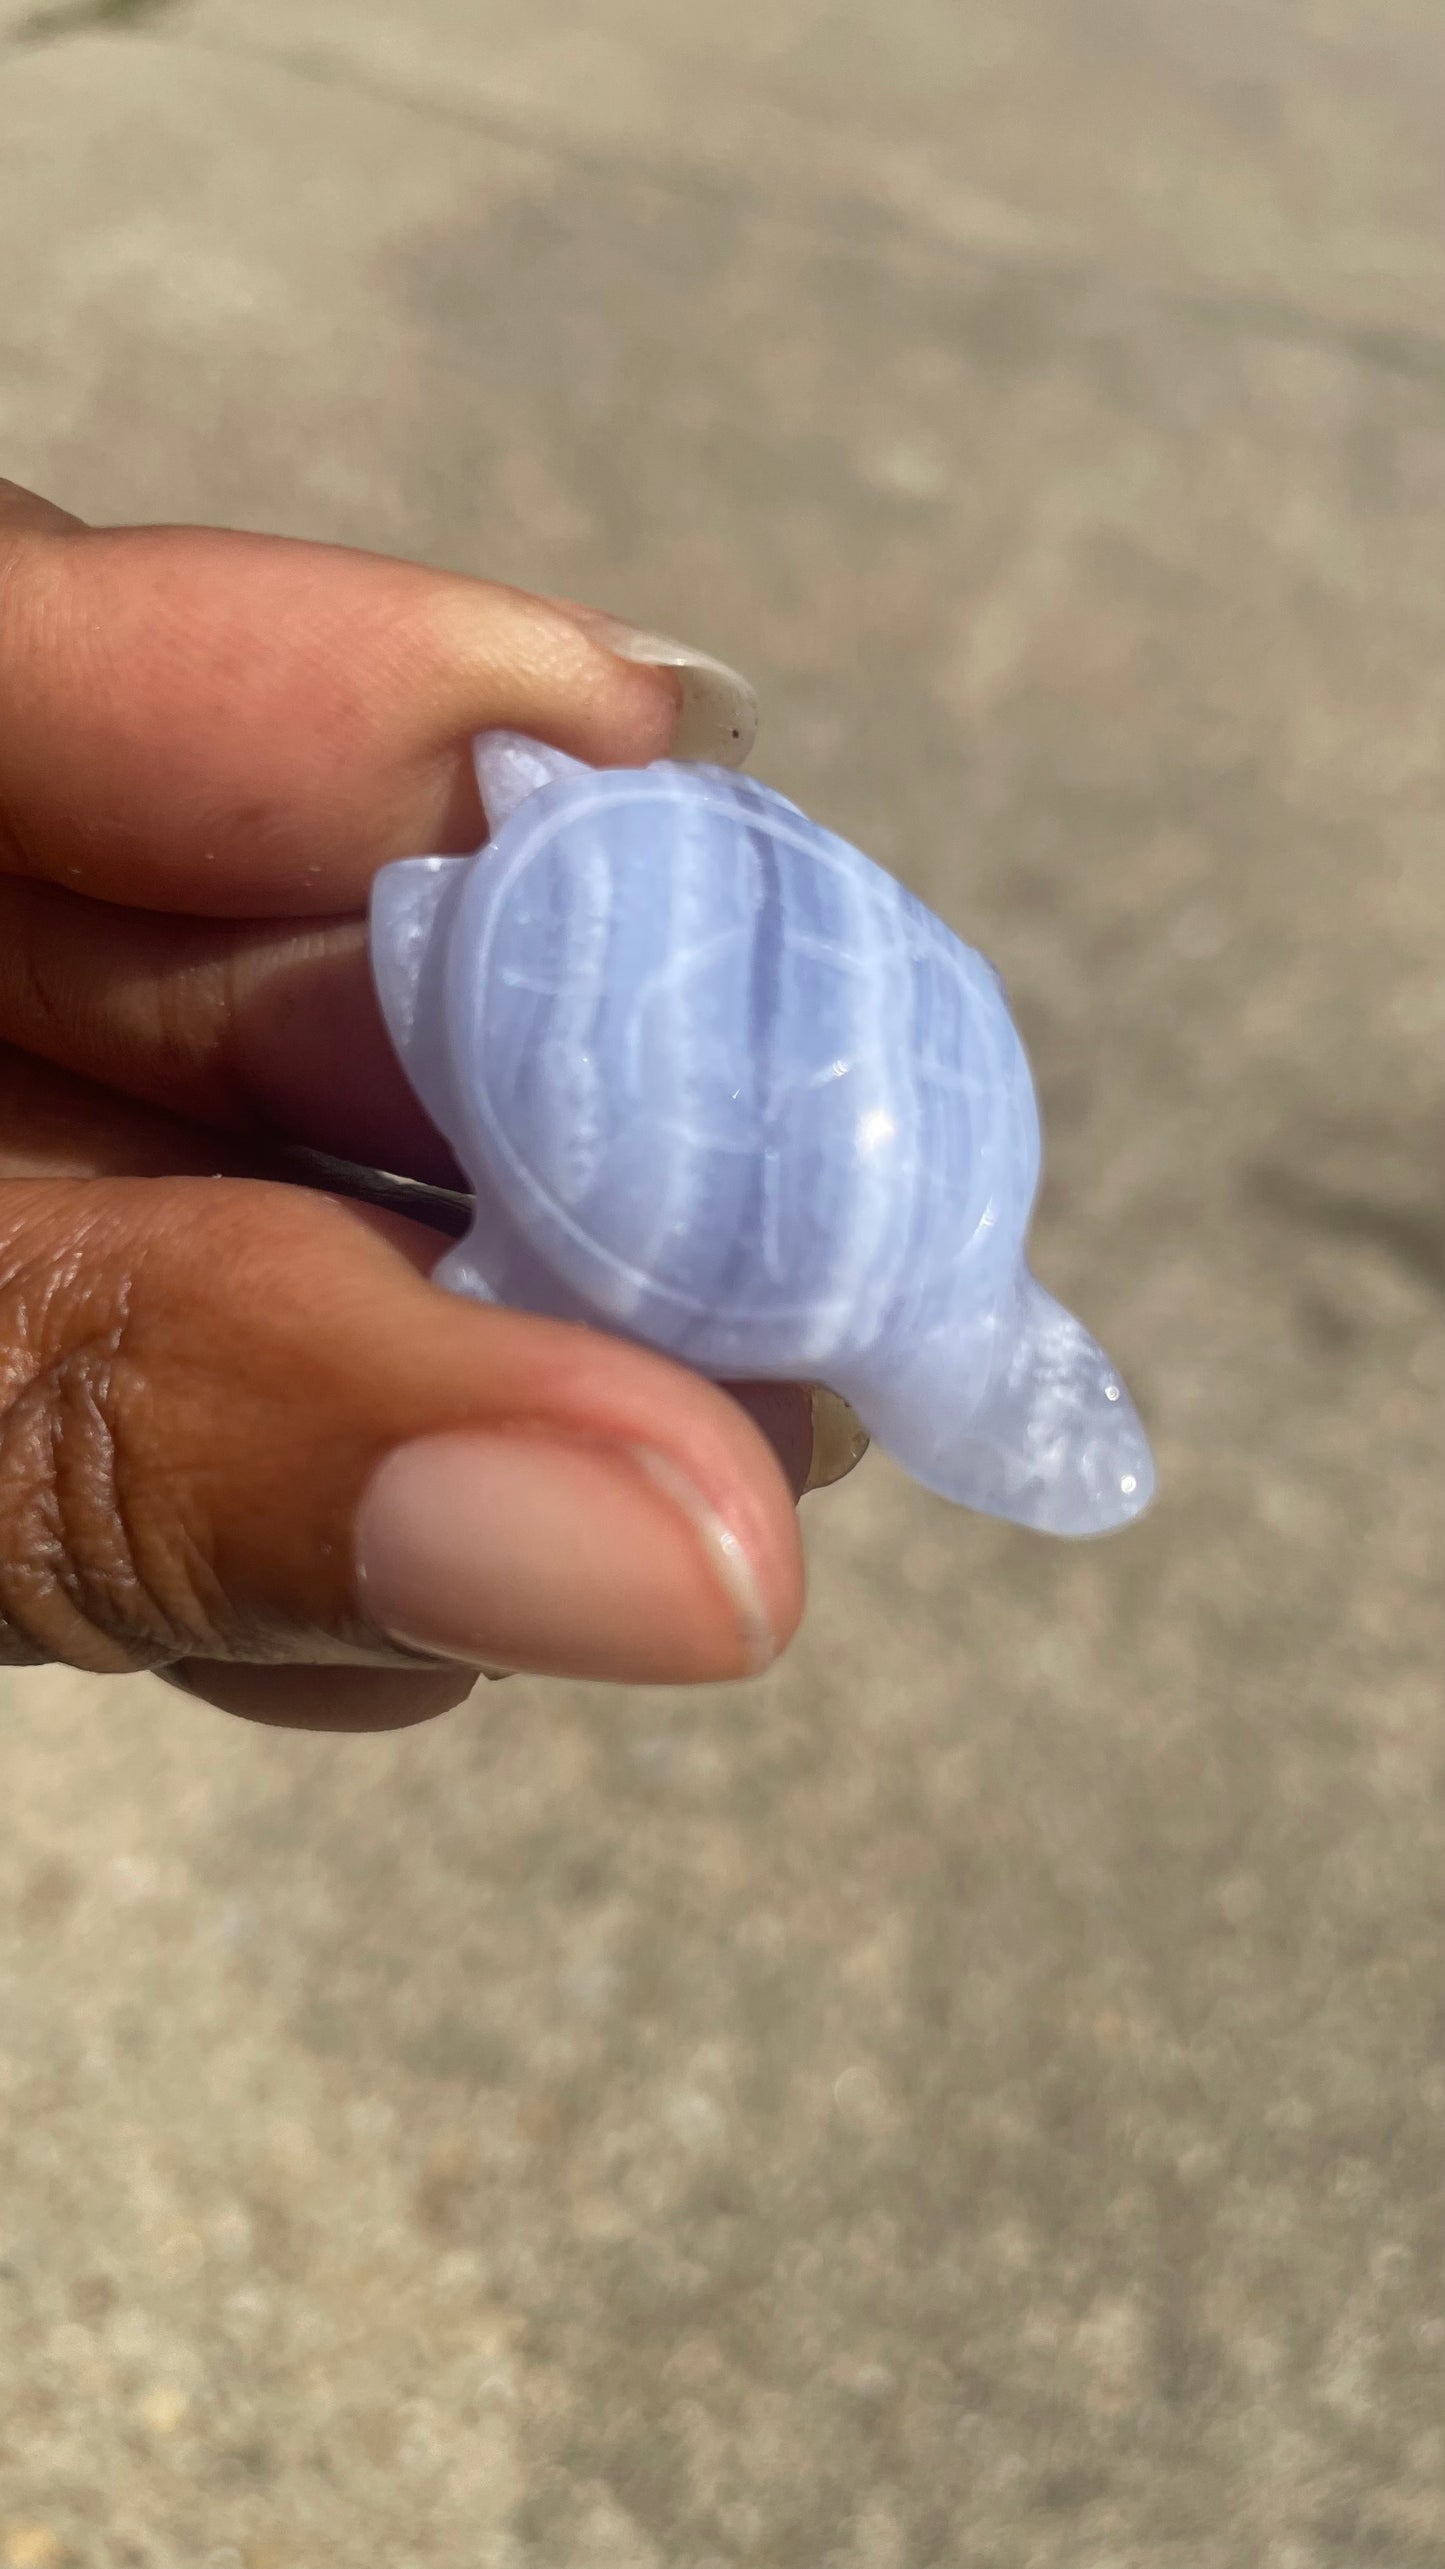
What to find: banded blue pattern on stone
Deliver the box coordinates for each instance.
[370,735,1154,1535]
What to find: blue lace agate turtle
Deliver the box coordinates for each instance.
[369,731,1154,1535]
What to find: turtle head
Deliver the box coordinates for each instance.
[369,733,594,1142]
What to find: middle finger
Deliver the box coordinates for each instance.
[0,880,455,1181]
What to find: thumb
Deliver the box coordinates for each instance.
[0,1177,804,1692]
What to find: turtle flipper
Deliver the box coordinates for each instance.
[846,1273,1154,1536]
[431,1200,604,1326]
[473,730,592,836]
[431,1227,502,1304]
[369,855,472,1147]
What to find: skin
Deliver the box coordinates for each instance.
[0,478,819,1730]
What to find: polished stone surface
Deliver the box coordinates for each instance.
[0,5,1441,2563]
[373,738,1154,1531]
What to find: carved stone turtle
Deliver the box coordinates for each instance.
[370,731,1153,1534]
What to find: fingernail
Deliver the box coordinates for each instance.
[722,1380,815,1498]
[354,1431,776,1685]
[804,1386,871,1495]
[572,611,758,767]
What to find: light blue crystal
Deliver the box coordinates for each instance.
[369,732,1154,1535]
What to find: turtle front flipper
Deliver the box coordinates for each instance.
[369,855,473,1149]
[432,1207,604,1325]
[473,730,591,835]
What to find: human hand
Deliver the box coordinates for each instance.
[0,481,859,1729]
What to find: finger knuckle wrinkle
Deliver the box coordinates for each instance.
[0,1238,190,1671]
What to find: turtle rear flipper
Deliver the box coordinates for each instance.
[847,1274,1154,1537]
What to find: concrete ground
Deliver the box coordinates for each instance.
[1,3,1442,2562]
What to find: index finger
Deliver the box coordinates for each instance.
[0,493,681,916]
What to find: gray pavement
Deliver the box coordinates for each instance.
[1,6,1442,2563]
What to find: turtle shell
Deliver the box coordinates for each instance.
[445,761,1040,1372]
